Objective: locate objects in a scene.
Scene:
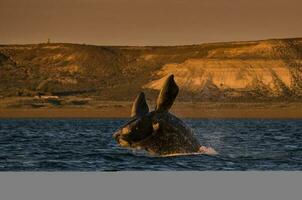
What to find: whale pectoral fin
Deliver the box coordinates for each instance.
[155,74,179,112]
[131,92,149,118]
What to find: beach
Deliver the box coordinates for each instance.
[1,100,302,119]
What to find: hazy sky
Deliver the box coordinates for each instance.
[0,0,301,45]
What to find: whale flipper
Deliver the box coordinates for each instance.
[155,74,179,112]
[131,92,149,118]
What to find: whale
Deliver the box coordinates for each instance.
[113,74,217,156]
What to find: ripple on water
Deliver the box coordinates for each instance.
[0,119,302,171]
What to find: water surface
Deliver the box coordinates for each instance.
[0,119,301,171]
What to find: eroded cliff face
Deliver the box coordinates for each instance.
[144,39,302,101]
[0,38,302,101]
[144,58,301,99]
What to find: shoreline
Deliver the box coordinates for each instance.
[1,104,302,119]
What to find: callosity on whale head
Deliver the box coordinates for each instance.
[113,74,217,156]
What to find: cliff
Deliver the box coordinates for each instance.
[1,38,302,102]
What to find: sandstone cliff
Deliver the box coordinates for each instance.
[1,38,302,102]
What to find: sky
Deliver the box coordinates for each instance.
[0,0,301,45]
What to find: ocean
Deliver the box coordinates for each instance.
[0,119,301,171]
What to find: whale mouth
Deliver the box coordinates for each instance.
[113,132,132,147]
[118,138,131,147]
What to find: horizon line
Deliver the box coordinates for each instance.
[1,36,302,47]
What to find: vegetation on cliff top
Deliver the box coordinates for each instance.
[0,38,302,102]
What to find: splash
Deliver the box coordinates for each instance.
[160,146,218,157]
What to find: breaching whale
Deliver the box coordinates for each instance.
[113,74,217,156]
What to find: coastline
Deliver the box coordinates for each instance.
[1,102,302,119]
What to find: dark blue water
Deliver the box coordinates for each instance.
[0,119,302,171]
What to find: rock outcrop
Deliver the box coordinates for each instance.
[0,38,302,102]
